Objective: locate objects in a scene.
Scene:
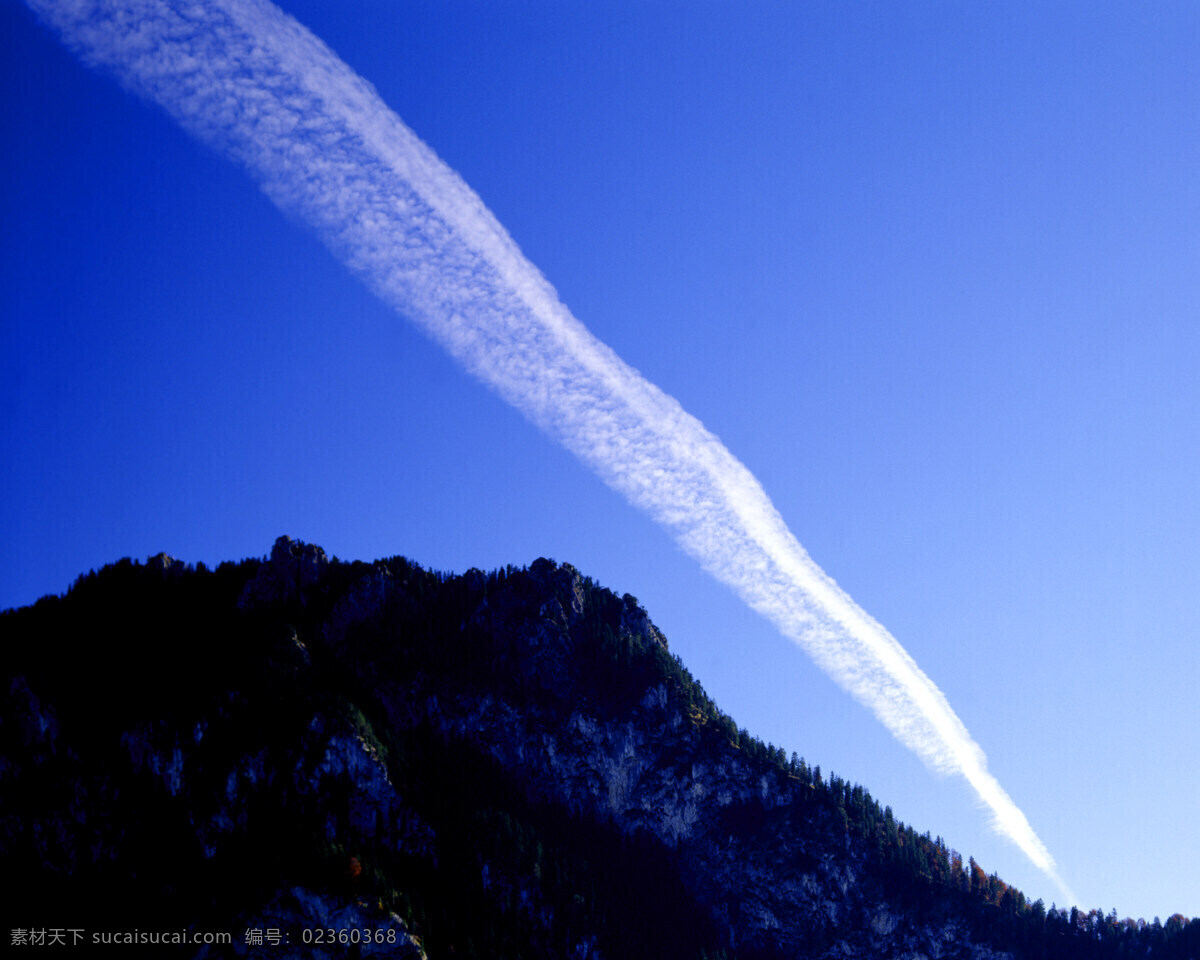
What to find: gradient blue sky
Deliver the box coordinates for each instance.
[3,0,1198,921]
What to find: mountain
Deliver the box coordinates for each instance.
[2,536,1195,958]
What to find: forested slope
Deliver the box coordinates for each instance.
[2,538,1195,958]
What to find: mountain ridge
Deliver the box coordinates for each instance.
[2,536,1195,958]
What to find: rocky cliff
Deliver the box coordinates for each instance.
[2,538,1195,959]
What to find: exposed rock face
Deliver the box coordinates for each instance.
[239,535,330,609]
[2,541,1190,959]
[249,543,1016,958]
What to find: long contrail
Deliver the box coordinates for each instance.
[27,0,1076,905]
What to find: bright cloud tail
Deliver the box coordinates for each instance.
[29,0,1076,906]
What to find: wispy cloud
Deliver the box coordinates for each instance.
[28,0,1075,905]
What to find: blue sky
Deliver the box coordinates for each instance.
[4,0,1199,921]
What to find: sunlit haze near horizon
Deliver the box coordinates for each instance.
[3,0,1198,923]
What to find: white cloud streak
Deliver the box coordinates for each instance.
[28,0,1076,906]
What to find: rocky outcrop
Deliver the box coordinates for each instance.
[264,546,1014,958]
[239,535,330,609]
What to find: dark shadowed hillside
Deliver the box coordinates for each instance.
[2,537,1196,958]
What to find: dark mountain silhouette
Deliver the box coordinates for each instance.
[2,537,1195,958]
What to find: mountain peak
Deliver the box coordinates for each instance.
[1,541,1194,959]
